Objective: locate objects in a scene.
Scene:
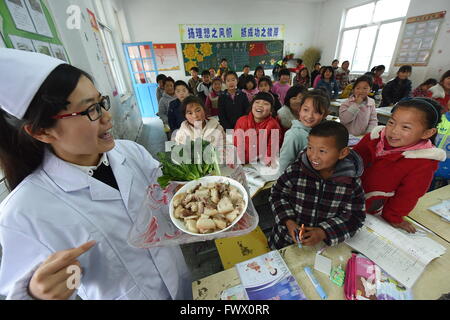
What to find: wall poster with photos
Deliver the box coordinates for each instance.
[0,0,69,62]
[394,11,446,67]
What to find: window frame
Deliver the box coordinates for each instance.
[97,21,128,96]
[336,0,409,74]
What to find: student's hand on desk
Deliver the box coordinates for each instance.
[390,220,416,233]
[28,240,96,300]
[301,227,327,246]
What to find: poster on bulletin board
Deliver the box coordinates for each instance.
[151,43,180,71]
[4,0,36,34]
[395,11,446,67]
[0,0,69,62]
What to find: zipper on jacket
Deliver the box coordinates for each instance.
[314,180,325,226]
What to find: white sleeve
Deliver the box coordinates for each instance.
[0,225,78,300]
[133,142,163,182]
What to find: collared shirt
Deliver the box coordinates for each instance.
[70,153,109,176]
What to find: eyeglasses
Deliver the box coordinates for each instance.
[52,96,111,121]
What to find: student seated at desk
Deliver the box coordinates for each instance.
[204,77,222,117]
[278,90,329,174]
[272,68,292,107]
[412,78,437,98]
[269,121,366,249]
[426,70,450,113]
[234,92,282,165]
[316,66,340,100]
[241,75,259,103]
[174,96,225,147]
[218,71,250,130]
[196,70,212,104]
[379,65,412,108]
[277,85,307,130]
[339,75,378,136]
[168,80,191,132]
[353,98,446,233]
[257,76,282,115]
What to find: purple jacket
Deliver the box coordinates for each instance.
[269,150,366,249]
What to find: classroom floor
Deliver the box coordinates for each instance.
[181,189,275,282]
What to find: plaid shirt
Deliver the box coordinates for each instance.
[269,150,366,249]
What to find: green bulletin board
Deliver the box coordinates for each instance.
[181,40,283,75]
[0,0,68,62]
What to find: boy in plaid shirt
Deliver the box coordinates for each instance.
[269,121,366,249]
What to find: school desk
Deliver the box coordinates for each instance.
[409,185,450,243]
[192,231,450,300]
[376,106,393,125]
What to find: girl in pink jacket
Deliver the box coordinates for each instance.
[339,75,378,136]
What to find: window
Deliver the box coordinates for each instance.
[98,23,127,95]
[337,0,410,73]
[93,0,129,96]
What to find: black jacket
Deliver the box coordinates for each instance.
[168,99,184,131]
[380,77,412,107]
[218,90,250,130]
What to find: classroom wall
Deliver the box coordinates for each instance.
[44,0,143,143]
[118,0,322,81]
[315,0,450,87]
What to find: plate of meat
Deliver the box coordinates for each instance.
[169,176,248,236]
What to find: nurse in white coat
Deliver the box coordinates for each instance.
[0,49,192,300]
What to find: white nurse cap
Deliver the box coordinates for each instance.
[0,48,66,119]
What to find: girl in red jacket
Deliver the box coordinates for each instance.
[353,98,446,233]
[234,92,282,165]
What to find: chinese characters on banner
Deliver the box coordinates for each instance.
[180,24,285,42]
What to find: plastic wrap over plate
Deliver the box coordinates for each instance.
[128,164,259,248]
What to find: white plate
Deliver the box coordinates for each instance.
[169,176,249,236]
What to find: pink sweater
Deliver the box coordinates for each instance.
[272,82,291,106]
[339,96,378,136]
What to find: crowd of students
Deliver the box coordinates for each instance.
[0,47,448,300]
[156,57,450,247]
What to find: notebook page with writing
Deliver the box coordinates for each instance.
[363,215,446,265]
[346,227,424,288]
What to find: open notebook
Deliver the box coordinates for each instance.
[345,214,446,288]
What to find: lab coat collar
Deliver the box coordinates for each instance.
[42,146,132,206]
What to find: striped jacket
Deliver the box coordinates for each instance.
[269,150,366,249]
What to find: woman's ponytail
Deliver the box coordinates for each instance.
[0,110,45,190]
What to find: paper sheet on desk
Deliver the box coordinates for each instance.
[345,215,446,288]
[243,162,280,197]
[428,200,450,222]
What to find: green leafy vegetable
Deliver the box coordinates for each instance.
[156,139,221,188]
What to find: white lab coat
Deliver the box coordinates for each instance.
[0,140,192,300]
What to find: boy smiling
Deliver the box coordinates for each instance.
[269,121,366,249]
